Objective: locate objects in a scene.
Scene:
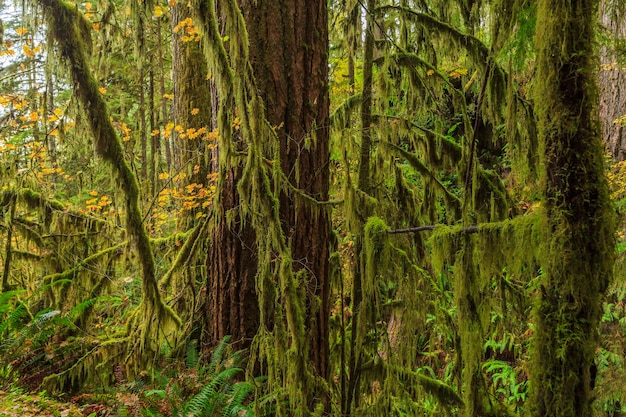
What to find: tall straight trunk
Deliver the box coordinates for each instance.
[194,0,331,409]
[157,21,172,170]
[531,0,615,416]
[171,2,212,180]
[240,0,331,386]
[599,0,626,160]
[346,1,375,413]
[195,0,259,351]
[149,66,158,193]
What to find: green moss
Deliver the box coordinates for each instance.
[39,0,181,377]
[530,0,616,415]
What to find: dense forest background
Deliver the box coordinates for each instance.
[0,0,625,416]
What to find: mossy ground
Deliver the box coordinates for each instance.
[0,390,84,417]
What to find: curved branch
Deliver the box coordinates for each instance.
[37,0,180,329]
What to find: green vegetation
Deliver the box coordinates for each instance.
[0,0,624,416]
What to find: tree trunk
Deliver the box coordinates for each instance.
[171,2,212,181]
[240,0,331,385]
[599,0,626,160]
[531,0,615,416]
[204,171,259,350]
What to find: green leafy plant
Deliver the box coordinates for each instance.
[183,336,260,417]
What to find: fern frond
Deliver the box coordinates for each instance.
[69,296,103,321]
[0,301,27,337]
[207,335,232,375]
[185,339,200,368]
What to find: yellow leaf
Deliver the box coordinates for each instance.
[93,22,101,31]
[154,5,164,17]
[15,27,28,36]
[99,86,107,94]
[426,69,434,76]
[22,44,35,58]
[89,190,99,196]
[191,108,199,115]
[158,172,170,180]
[28,111,39,122]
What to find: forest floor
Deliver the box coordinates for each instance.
[0,390,87,417]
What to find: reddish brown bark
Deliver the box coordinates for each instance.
[201,1,330,391]
[204,168,259,350]
[240,0,331,382]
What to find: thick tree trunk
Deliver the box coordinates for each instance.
[173,2,258,351]
[531,0,615,416]
[599,0,626,160]
[204,169,259,350]
[240,0,331,381]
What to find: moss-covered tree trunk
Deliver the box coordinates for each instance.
[531,0,615,415]
[346,0,375,413]
[198,0,260,352]
[240,0,331,383]
[38,0,180,361]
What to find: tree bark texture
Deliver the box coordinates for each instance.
[172,2,212,180]
[531,0,615,416]
[204,168,259,351]
[197,0,261,352]
[240,0,331,381]
[599,0,626,160]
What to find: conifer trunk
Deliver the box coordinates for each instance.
[599,0,626,160]
[241,0,331,381]
[201,2,331,381]
[531,0,615,415]
[171,2,212,180]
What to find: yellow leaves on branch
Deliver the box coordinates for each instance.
[173,17,200,42]
[155,172,219,223]
[85,193,113,212]
[120,122,131,142]
[153,5,165,18]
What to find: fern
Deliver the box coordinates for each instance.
[0,300,27,337]
[207,335,232,375]
[182,336,256,417]
[0,289,25,315]
[185,339,200,369]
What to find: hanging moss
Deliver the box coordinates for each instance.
[37,0,181,376]
[529,0,616,415]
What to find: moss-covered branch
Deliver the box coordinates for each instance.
[37,0,181,348]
